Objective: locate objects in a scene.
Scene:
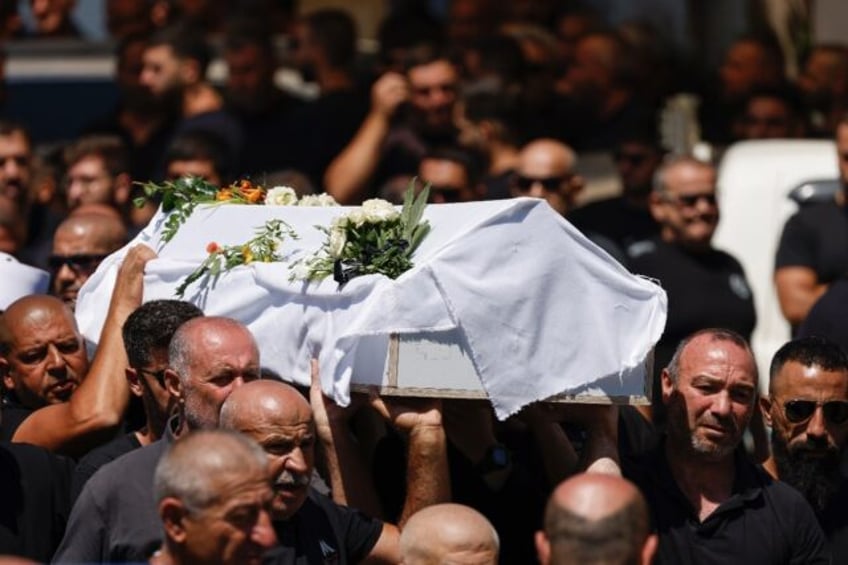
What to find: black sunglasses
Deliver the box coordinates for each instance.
[613,151,650,166]
[665,193,717,208]
[428,185,464,203]
[783,399,848,425]
[48,253,108,273]
[512,174,569,193]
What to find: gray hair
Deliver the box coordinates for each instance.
[153,429,268,514]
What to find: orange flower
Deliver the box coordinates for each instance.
[206,242,220,253]
[242,245,254,263]
[216,188,233,201]
[243,188,264,203]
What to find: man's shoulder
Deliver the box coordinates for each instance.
[785,201,845,227]
[77,433,141,470]
[84,438,167,492]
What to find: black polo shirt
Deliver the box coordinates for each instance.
[624,441,830,564]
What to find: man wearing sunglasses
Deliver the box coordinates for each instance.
[50,210,127,310]
[511,138,584,217]
[623,329,829,564]
[628,156,756,417]
[761,336,848,561]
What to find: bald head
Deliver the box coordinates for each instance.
[220,379,314,520]
[401,503,499,565]
[537,474,654,565]
[53,212,127,252]
[51,212,127,308]
[514,139,582,216]
[166,317,260,431]
[0,295,88,408]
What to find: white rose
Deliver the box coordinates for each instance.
[328,227,347,258]
[331,214,349,230]
[317,193,338,206]
[347,209,367,227]
[265,186,298,206]
[298,194,320,206]
[361,198,400,223]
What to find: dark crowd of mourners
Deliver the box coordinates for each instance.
[3,0,848,564]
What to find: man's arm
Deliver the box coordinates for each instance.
[774,266,827,326]
[14,245,156,455]
[324,72,409,204]
[310,360,384,519]
[363,395,451,564]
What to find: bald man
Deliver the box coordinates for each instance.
[6,245,153,453]
[536,473,656,565]
[219,377,450,564]
[511,138,583,216]
[400,503,499,565]
[150,430,277,565]
[50,212,127,309]
[0,295,87,416]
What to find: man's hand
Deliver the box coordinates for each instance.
[371,72,410,120]
[109,244,157,315]
[369,393,443,435]
[309,359,364,445]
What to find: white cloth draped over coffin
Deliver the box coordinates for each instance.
[75,197,667,418]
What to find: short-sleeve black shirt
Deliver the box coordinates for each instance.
[623,441,830,565]
[775,201,848,282]
[264,488,383,565]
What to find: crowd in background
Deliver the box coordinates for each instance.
[3,1,848,564]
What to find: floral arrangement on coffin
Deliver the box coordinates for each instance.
[292,182,430,286]
[175,219,298,298]
[134,178,338,243]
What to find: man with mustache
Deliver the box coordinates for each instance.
[623,329,829,564]
[627,157,756,418]
[219,374,450,564]
[761,336,848,561]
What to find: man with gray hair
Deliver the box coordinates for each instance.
[627,156,756,415]
[53,316,260,563]
[150,430,277,565]
[622,329,830,564]
[400,503,499,565]
[536,473,656,565]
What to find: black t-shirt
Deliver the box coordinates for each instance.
[0,400,33,441]
[264,488,383,565]
[628,238,756,386]
[798,277,848,353]
[623,442,830,564]
[570,196,660,251]
[71,431,143,503]
[819,481,848,563]
[0,441,74,562]
[775,201,848,284]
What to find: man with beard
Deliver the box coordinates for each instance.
[797,44,848,137]
[86,34,175,185]
[219,374,451,563]
[761,336,848,561]
[325,46,461,204]
[140,25,243,174]
[54,316,261,562]
[221,22,304,178]
[627,157,756,416]
[623,329,829,564]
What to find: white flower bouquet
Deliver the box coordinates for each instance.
[292,182,430,286]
